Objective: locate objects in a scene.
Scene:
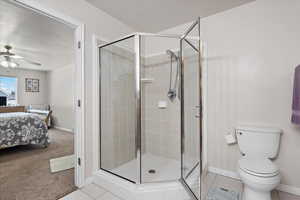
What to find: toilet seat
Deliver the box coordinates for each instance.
[239,157,279,177]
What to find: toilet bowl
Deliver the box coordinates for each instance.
[238,157,280,200]
[235,126,282,200]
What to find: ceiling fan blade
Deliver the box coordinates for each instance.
[22,58,42,66]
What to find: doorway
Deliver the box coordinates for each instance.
[0,0,85,199]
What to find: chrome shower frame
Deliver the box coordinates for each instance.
[98,25,203,200]
[98,32,184,185]
[179,18,202,200]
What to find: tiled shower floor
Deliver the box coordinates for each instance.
[111,153,181,182]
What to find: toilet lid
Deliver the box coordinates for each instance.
[239,157,279,176]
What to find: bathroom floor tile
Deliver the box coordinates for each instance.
[60,173,300,200]
[59,190,93,200]
[212,174,243,192]
[95,192,121,200]
[201,172,217,199]
[80,183,107,199]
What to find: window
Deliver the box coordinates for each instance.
[0,76,17,106]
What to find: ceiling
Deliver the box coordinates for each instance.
[85,0,255,32]
[0,1,74,71]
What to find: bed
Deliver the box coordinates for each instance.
[0,112,49,149]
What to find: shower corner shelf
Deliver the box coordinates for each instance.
[141,78,154,83]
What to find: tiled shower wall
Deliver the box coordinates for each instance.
[142,54,181,160]
[100,43,199,170]
[142,50,199,165]
[100,46,136,169]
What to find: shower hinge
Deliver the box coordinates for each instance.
[77,99,81,107]
[78,41,81,49]
[78,158,81,166]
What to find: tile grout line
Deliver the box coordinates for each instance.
[80,183,109,200]
[81,183,124,200]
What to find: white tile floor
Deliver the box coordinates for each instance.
[200,173,300,200]
[60,173,300,200]
[59,183,123,200]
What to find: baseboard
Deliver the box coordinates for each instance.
[208,166,300,197]
[208,167,240,180]
[277,184,300,196]
[80,176,95,188]
[53,126,73,133]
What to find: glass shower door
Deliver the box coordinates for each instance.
[180,18,202,200]
[99,35,138,183]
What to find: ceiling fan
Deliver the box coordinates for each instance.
[0,45,42,68]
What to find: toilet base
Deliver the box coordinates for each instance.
[243,186,271,200]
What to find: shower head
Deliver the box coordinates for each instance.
[166,49,178,60]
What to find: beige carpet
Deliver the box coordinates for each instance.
[0,129,76,200]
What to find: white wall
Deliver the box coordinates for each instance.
[0,65,74,131]
[0,67,47,106]
[160,0,300,189]
[27,0,136,179]
[47,65,74,131]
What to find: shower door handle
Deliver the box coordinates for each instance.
[195,105,201,118]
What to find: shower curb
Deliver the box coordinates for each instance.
[92,170,190,200]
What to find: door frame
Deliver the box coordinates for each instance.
[7,0,86,187]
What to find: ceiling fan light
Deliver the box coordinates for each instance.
[10,62,18,68]
[0,60,9,68]
[0,60,18,68]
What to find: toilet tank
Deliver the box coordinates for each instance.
[236,126,282,159]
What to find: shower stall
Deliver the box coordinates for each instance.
[98,19,202,200]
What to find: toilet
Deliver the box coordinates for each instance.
[236,126,282,200]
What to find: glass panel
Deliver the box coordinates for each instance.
[181,20,201,199]
[140,35,181,183]
[99,36,137,183]
[182,40,200,179]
